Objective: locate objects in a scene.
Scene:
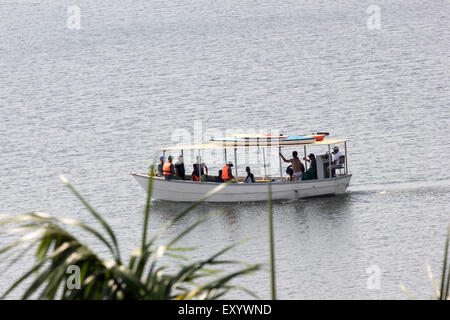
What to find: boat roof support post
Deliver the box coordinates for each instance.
[198,149,201,183]
[304,145,308,170]
[234,148,238,183]
[328,144,332,179]
[344,141,348,174]
[224,148,227,165]
[263,147,267,178]
[279,146,283,182]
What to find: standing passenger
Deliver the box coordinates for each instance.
[279,151,305,181]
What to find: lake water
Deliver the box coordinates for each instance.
[0,0,449,299]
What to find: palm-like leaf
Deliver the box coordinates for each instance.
[439,225,450,300]
[400,224,450,300]
[0,171,260,299]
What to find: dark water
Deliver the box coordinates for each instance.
[1,0,449,299]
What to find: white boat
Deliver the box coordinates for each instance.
[131,137,351,202]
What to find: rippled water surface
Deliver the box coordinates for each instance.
[1,0,449,299]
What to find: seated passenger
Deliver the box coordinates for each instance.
[244,166,255,183]
[163,156,175,180]
[194,156,208,181]
[191,164,200,182]
[157,156,164,176]
[302,153,317,180]
[174,155,185,180]
[327,146,344,177]
[216,170,224,183]
[221,161,234,182]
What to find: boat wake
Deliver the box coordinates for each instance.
[348,178,450,195]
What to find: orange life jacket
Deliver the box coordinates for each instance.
[163,162,173,175]
[221,165,231,180]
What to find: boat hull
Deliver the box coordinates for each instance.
[131,173,352,202]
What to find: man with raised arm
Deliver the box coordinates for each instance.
[279,151,305,181]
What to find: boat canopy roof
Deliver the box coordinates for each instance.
[159,139,347,151]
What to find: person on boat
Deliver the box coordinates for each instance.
[163,156,175,180]
[244,166,255,183]
[302,153,317,180]
[194,155,208,181]
[157,156,164,176]
[286,165,294,181]
[174,155,185,180]
[279,151,305,181]
[221,161,234,182]
[191,164,200,182]
[216,170,224,183]
[327,146,344,177]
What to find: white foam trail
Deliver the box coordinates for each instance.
[348,178,450,194]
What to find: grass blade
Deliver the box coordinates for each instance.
[142,165,155,251]
[267,178,276,300]
[440,224,450,300]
